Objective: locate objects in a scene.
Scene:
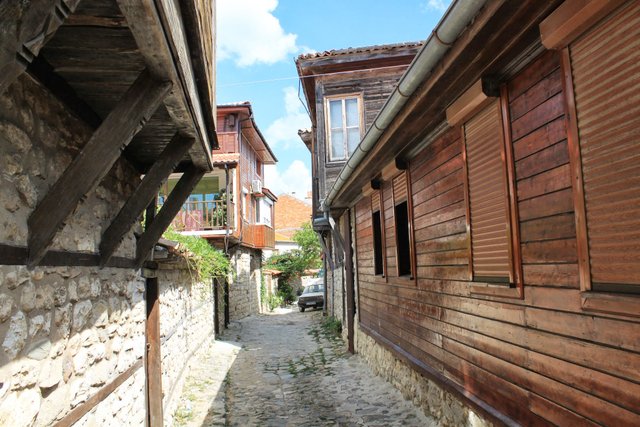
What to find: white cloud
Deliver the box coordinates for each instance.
[265,161,311,198]
[422,0,450,13]
[265,86,311,149]
[217,0,299,67]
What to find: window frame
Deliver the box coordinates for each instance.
[390,170,416,281]
[371,189,387,278]
[561,38,640,318]
[325,93,364,163]
[460,87,523,299]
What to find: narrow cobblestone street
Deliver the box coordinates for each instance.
[172,307,437,427]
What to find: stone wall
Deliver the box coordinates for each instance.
[156,263,215,425]
[354,325,492,427]
[227,247,261,319]
[0,265,147,426]
[0,74,147,426]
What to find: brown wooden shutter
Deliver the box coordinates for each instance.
[570,1,640,286]
[464,100,513,281]
[371,191,381,211]
[392,172,408,203]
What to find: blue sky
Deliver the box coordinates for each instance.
[216,0,450,197]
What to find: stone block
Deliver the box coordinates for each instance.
[35,284,54,310]
[0,388,41,426]
[26,338,52,361]
[54,303,72,340]
[20,281,36,312]
[2,310,27,360]
[0,293,14,322]
[53,284,67,307]
[90,301,109,328]
[72,300,92,333]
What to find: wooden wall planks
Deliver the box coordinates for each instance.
[354,49,640,425]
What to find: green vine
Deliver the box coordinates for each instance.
[163,229,231,280]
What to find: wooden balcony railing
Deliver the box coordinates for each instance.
[163,200,234,232]
[242,223,275,249]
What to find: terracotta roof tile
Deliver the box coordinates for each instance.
[211,153,240,164]
[297,41,423,61]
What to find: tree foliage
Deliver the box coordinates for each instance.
[265,222,321,303]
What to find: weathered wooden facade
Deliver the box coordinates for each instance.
[163,102,277,251]
[165,102,277,320]
[0,0,217,425]
[301,0,640,425]
[296,42,421,319]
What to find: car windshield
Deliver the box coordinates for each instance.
[303,284,323,294]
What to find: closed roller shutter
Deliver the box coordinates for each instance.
[464,100,513,282]
[393,172,408,203]
[570,0,640,286]
[371,191,381,211]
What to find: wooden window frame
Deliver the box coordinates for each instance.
[460,86,523,299]
[561,44,640,318]
[325,93,364,163]
[371,189,387,279]
[390,170,417,282]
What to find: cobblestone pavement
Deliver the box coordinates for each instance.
[172,307,438,427]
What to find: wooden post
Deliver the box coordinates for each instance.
[344,209,356,354]
[145,275,163,426]
[0,0,82,93]
[27,69,171,267]
[100,134,195,266]
[135,165,205,267]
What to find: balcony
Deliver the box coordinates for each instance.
[164,200,234,232]
[243,223,275,249]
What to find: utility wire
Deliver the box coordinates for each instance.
[217,63,411,88]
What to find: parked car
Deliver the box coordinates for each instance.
[297,282,324,312]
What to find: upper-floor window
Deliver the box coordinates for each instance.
[326,95,363,162]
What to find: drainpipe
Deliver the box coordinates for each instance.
[322,0,487,211]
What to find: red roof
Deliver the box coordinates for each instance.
[297,41,423,61]
[211,153,240,165]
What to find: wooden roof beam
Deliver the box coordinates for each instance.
[117,0,215,170]
[135,164,206,267]
[99,133,195,267]
[0,0,81,93]
[27,69,171,268]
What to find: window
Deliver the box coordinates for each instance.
[254,197,260,223]
[326,95,362,162]
[463,100,516,284]
[371,191,385,276]
[461,92,523,298]
[392,172,415,278]
[559,1,640,314]
[256,158,262,176]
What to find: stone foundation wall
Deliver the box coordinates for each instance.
[228,247,261,320]
[0,75,147,426]
[0,265,147,426]
[354,324,492,427]
[157,264,215,424]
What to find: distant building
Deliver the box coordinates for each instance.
[269,193,312,256]
[163,102,278,321]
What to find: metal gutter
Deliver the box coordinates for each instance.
[322,0,487,210]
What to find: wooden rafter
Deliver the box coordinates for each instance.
[0,0,81,93]
[27,69,172,267]
[99,134,195,267]
[135,165,206,267]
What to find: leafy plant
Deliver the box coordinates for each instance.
[264,222,321,303]
[267,293,284,312]
[163,229,231,280]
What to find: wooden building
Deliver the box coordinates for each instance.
[299,0,640,425]
[0,0,218,425]
[164,102,278,320]
[296,42,422,319]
